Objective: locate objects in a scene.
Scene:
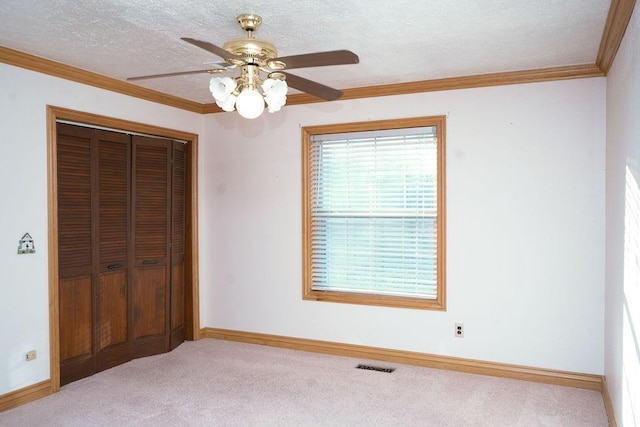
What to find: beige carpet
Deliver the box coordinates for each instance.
[0,339,608,426]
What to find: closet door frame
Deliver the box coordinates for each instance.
[47,105,200,392]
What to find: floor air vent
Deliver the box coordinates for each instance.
[356,364,395,373]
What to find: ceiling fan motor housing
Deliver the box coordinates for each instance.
[223,38,277,66]
[222,14,278,66]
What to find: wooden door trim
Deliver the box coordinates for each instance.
[47,105,200,392]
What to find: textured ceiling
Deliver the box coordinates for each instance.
[0,0,611,104]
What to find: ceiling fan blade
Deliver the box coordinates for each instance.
[282,72,343,101]
[127,68,224,81]
[181,37,241,62]
[274,50,359,70]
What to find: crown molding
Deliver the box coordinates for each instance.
[287,64,604,107]
[202,63,603,113]
[0,46,606,116]
[0,46,206,114]
[0,0,630,114]
[597,0,637,74]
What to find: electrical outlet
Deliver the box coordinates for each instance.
[455,323,464,338]
[25,350,37,361]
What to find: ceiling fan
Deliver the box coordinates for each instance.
[127,14,359,118]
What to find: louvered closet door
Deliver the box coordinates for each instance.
[131,136,172,358]
[95,130,131,372]
[57,124,95,385]
[58,124,186,384]
[170,142,186,350]
[57,125,131,385]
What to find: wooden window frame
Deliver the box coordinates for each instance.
[302,116,446,310]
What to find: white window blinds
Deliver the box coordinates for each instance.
[308,126,439,299]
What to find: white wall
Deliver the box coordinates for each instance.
[0,59,608,398]
[605,3,640,425]
[202,77,606,374]
[0,63,203,396]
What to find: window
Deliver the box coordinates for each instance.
[302,116,446,310]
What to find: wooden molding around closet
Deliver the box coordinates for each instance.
[47,105,200,393]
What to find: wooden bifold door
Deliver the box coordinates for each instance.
[57,123,186,385]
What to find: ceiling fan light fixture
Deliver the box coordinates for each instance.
[263,77,288,113]
[216,93,237,112]
[125,14,357,119]
[235,87,265,119]
[209,66,288,119]
[128,14,358,118]
[209,76,237,111]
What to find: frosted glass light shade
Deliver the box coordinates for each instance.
[263,78,288,113]
[210,76,238,112]
[216,94,237,112]
[235,88,265,119]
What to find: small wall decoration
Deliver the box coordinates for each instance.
[18,233,36,254]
